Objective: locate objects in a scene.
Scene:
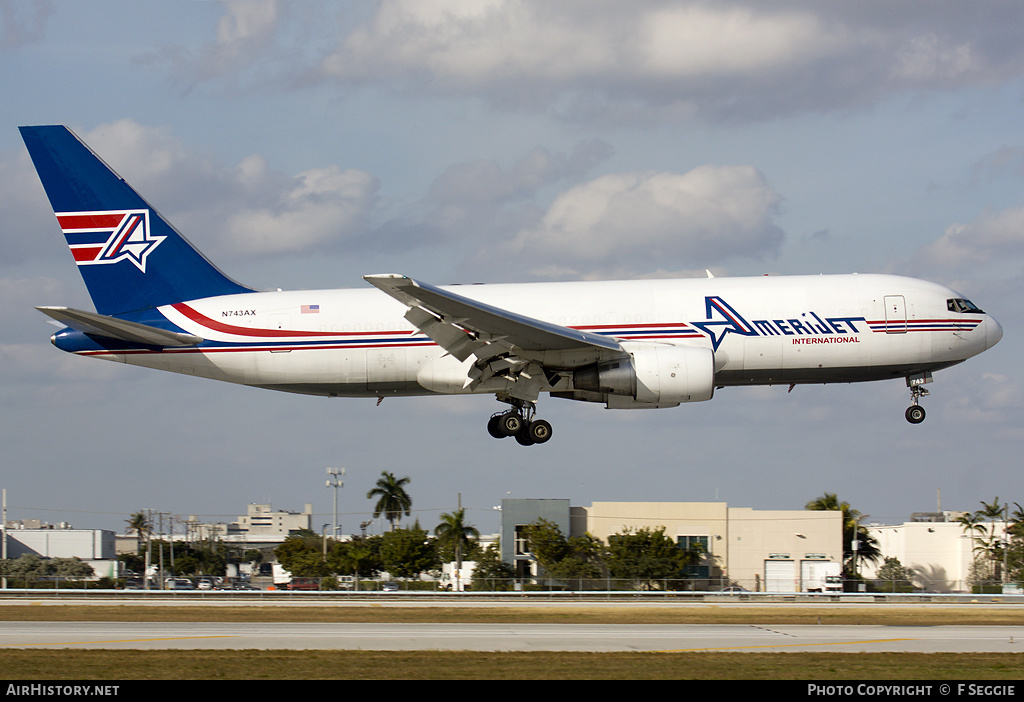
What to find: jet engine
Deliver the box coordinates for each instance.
[572,342,715,408]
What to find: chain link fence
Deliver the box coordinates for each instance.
[3,575,1019,594]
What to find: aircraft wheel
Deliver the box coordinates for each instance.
[496,411,524,437]
[905,405,926,424]
[515,429,536,446]
[487,415,506,439]
[527,419,552,444]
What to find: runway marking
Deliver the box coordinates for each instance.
[654,638,917,653]
[1,636,236,647]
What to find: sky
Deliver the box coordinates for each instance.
[1,1,1022,541]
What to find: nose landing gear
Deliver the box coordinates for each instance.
[905,371,932,424]
[486,398,552,445]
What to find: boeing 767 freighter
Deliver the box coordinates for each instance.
[20,125,1003,445]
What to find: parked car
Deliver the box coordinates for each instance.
[286,578,320,591]
[165,578,194,590]
[381,581,400,592]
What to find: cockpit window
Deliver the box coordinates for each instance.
[947,298,984,314]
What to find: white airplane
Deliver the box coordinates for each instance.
[21,125,1003,445]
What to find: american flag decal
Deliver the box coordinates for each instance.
[55,210,165,273]
[301,304,320,314]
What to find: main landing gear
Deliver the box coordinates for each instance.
[905,371,932,424]
[487,398,552,446]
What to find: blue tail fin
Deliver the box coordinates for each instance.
[20,125,253,316]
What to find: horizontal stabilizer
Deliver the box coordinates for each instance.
[36,306,202,347]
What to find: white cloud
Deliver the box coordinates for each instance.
[77,119,379,259]
[319,0,848,113]
[307,1,1024,121]
[920,207,1024,268]
[501,165,783,278]
[634,5,838,77]
[134,1,1024,124]
[224,165,379,255]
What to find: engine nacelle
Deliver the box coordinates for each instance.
[573,342,715,407]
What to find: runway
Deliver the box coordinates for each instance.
[2,621,1022,653]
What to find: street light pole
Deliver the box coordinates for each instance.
[326,467,345,540]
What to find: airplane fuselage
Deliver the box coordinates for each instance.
[52,272,1000,402]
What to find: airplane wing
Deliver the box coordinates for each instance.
[364,274,623,396]
[364,274,621,355]
[37,306,203,347]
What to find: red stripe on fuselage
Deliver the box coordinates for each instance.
[171,303,415,339]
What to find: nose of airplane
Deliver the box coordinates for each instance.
[987,315,1003,350]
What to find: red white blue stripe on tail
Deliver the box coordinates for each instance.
[57,210,165,272]
[20,125,252,316]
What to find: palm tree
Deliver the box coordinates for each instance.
[366,471,412,531]
[805,492,880,575]
[956,510,987,578]
[975,497,1007,582]
[435,508,480,570]
[956,511,985,538]
[125,511,152,550]
[1008,502,1024,540]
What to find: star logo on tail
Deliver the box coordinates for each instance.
[57,210,166,273]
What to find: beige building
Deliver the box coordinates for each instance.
[187,503,314,542]
[862,514,1008,592]
[582,502,842,591]
[503,499,842,591]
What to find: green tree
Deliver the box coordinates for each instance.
[522,518,570,569]
[0,554,93,586]
[523,519,605,583]
[379,525,437,578]
[326,536,382,580]
[275,533,331,578]
[875,556,915,593]
[367,471,413,531]
[157,539,224,576]
[435,508,480,568]
[471,541,515,590]
[805,492,881,575]
[606,526,692,590]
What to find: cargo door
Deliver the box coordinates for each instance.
[884,295,906,334]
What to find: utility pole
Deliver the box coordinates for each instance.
[326,467,345,540]
[1003,500,1009,586]
[144,509,153,590]
[455,493,462,592]
[2,489,7,589]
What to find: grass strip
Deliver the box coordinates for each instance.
[1,650,1022,680]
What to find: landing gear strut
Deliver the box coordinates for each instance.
[905,371,932,424]
[487,398,552,445]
